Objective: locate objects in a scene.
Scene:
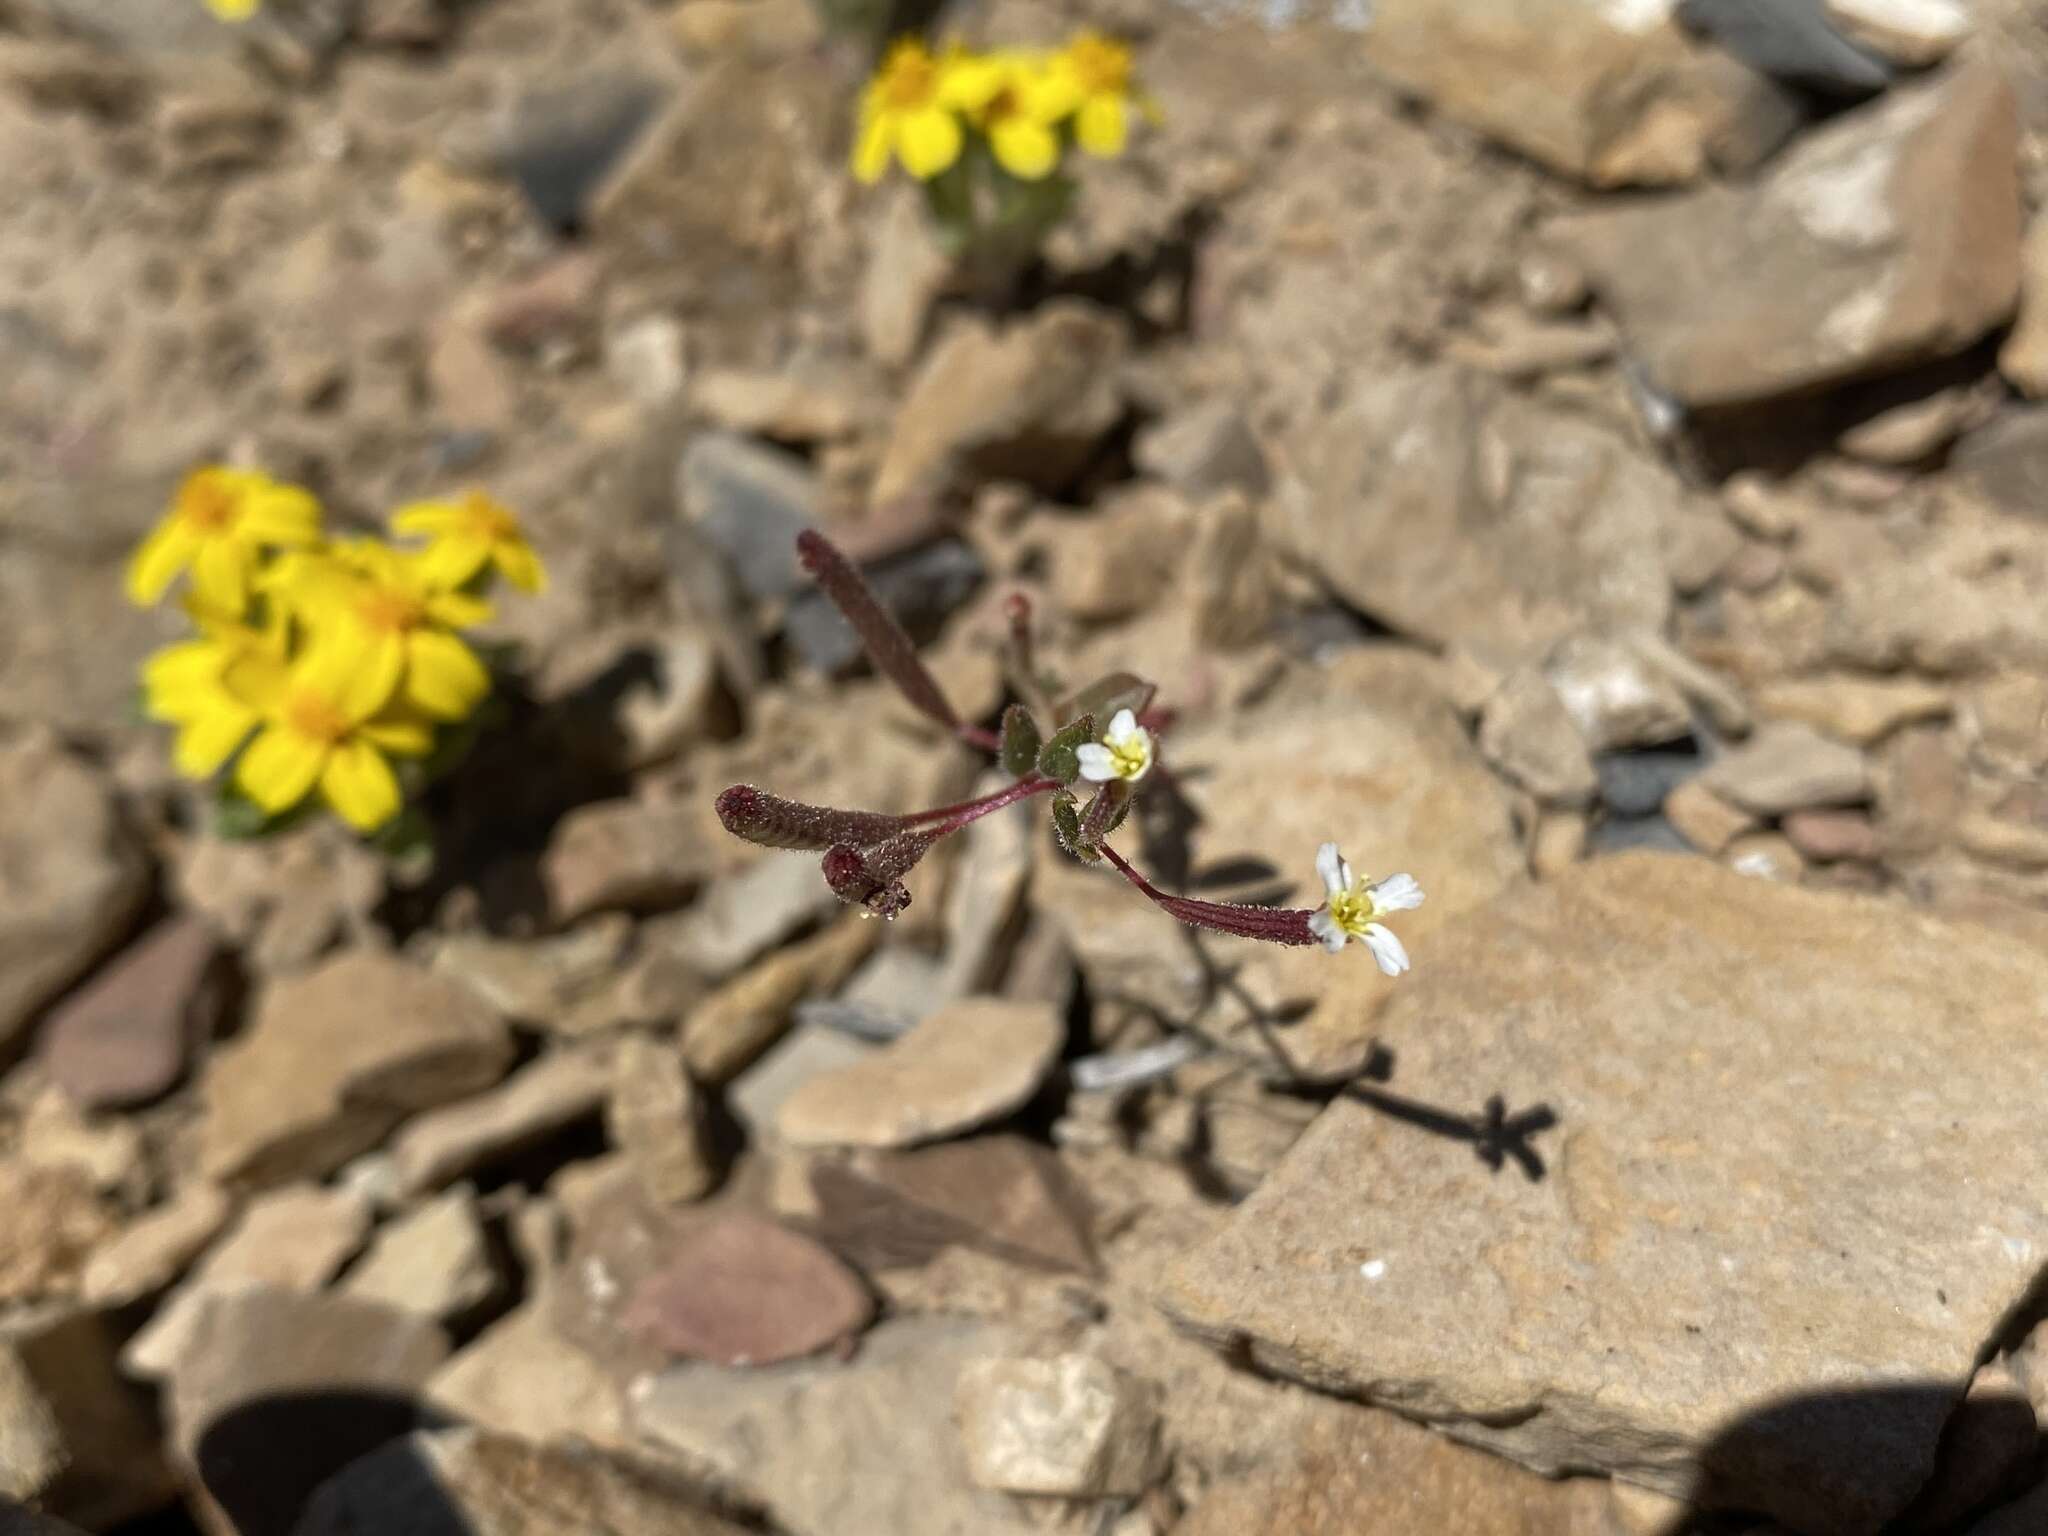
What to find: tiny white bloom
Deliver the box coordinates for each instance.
[1075,707,1154,784]
[1306,840,1423,975]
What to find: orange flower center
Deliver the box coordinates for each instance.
[356,586,424,635]
[180,478,241,534]
[458,491,517,544]
[877,47,937,110]
[1069,37,1128,95]
[283,687,350,746]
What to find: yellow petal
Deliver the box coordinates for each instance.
[219,648,289,714]
[404,628,491,719]
[125,518,198,607]
[173,701,257,779]
[319,739,402,832]
[239,484,322,545]
[896,106,964,180]
[412,533,493,591]
[852,113,893,184]
[425,589,493,630]
[990,116,1059,180]
[360,712,436,758]
[236,725,326,814]
[193,537,252,617]
[390,501,469,538]
[205,0,260,20]
[938,55,1005,111]
[1075,94,1127,157]
[491,538,547,594]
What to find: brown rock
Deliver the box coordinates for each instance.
[776,997,1064,1148]
[1781,807,1881,863]
[1663,779,1758,855]
[681,914,876,1084]
[39,915,221,1110]
[693,361,876,443]
[481,251,602,352]
[199,950,515,1188]
[342,1187,500,1324]
[870,302,1127,507]
[810,1135,1096,1277]
[1724,830,1806,882]
[668,0,822,63]
[1543,632,1692,753]
[1189,491,1280,650]
[957,1354,1162,1497]
[1837,383,1986,465]
[1998,212,2048,397]
[656,852,839,982]
[1355,0,1798,187]
[1159,854,2048,1534]
[295,1426,756,1536]
[606,1033,715,1205]
[0,1164,112,1306]
[1284,371,1672,655]
[1051,486,1189,623]
[541,799,717,925]
[1561,61,2020,407]
[1700,721,1871,815]
[621,1210,872,1367]
[172,821,383,976]
[1479,666,1598,808]
[16,1088,145,1199]
[1754,674,1951,745]
[1133,401,1271,501]
[428,914,634,1027]
[860,187,951,369]
[0,735,149,1056]
[388,1048,611,1198]
[426,1300,630,1451]
[1824,0,1969,66]
[81,1182,234,1308]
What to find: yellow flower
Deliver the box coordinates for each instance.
[236,644,435,833]
[204,0,259,18]
[942,49,1070,181]
[852,38,965,185]
[142,608,289,781]
[267,540,494,721]
[1050,31,1153,158]
[126,467,321,616]
[390,490,547,595]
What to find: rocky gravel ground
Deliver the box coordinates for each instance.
[5,0,2048,1533]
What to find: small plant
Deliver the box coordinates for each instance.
[127,468,546,844]
[851,32,1158,279]
[716,532,1424,972]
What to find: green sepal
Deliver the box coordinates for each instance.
[1049,788,1098,863]
[1035,713,1094,787]
[999,704,1042,778]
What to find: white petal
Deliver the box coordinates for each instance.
[1315,841,1346,897]
[1075,743,1117,781]
[1363,923,1409,977]
[1370,873,1425,913]
[1340,855,1356,892]
[1105,707,1138,745]
[1307,907,1348,954]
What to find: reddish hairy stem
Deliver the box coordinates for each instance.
[908,774,1057,838]
[1098,842,1320,948]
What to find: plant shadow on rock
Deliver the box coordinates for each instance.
[192,1390,456,1536]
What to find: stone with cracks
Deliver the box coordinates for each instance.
[1158,854,2048,1536]
[1560,60,2020,408]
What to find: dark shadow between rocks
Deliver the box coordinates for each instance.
[193,1390,457,1536]
[1659,1381,2044,1535]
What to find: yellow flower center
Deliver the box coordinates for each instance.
[457,491,519,544]
[356,585,425,635]
[179,477,241,534]
[283,686,350,746]
[1105,732,1149,780]
[1327,882,1374,940]
[876,44,938,111]
[1068,35,1129,95]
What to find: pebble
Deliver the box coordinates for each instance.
[342,1186,501,1324]
[39,916,221,1111]
[1780,807,1881,863]
[957,1354,1163,1498]
[1700,721,1871,815]
[606,1033,716,1206]
[1663,779,1759,855]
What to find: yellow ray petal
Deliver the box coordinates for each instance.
[236,725,326,814]
[173,701,258,779]
[412,533,493,591]
[390,501,470,538]
[896,106,964,180]
[491,538,547,595]
[1075,94,1127,157]
[404,628,491,720]
[125,519,199,607]
[852,113,893,184]
[193,537,252,617]
[320,739,402,831]
[990,116,1059,180]
[239,483,323,545]
[360,712,436,758]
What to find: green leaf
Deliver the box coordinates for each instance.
[1056,672,1155,732]
[999,704,1042,778]
[211,782,316,841]
[1079,778,1130,848]
[1035,713,1094,787]
[1049,789,1097,863]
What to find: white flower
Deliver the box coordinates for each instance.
[1075,707,1154,784]
[1305,841,1423,975]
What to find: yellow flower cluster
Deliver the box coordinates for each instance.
[127,468,545,835]
[853,32,1154,185]
[203,0,259,20]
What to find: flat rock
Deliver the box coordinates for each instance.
[1663,778,1758,854]
[785,538,985,676]
[541,799,718,925]
[1359,0,1800,187]
[871,301,1127,508]
[429,915,634,1027]
[632,1316,1041,1536]
[620,1211,872,1366]
[957,1353,1162,1497]
[0,1302,177,1529]
[1754,674,1951,744]
[810,1135,1096,1277]
[342,1187,499,1324]
[163,1289,448,1532]
[0,1163,112,1306]
[1677,0,1891,96]
[657,854,838,983]
[1284,373,1674,656]
[1700,720,1871,814]
[199,950,515,1188]
[1997,213,2048,397]
[426,1301,630,1452]
[1478,666,1598,808]
[294,1426,754,1536]
[1544,632,1693,753]
[388,1048,611,1198]
[1134,400,1270,500]
[606,1033,715,1205]
[81,1181,234,1308]
[1953,407,2048,523]
[1158,854,2048,1535]
[776,997,1064,1148]
[38,915,221,1110]
[1823,0,1970,66]
[1039,651,1523,1082]
[0,735,149,1056]
[1560,60,2020,407]
[729,1022,880,1136]
[682,915,877,1084]
[676,431,819,601]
